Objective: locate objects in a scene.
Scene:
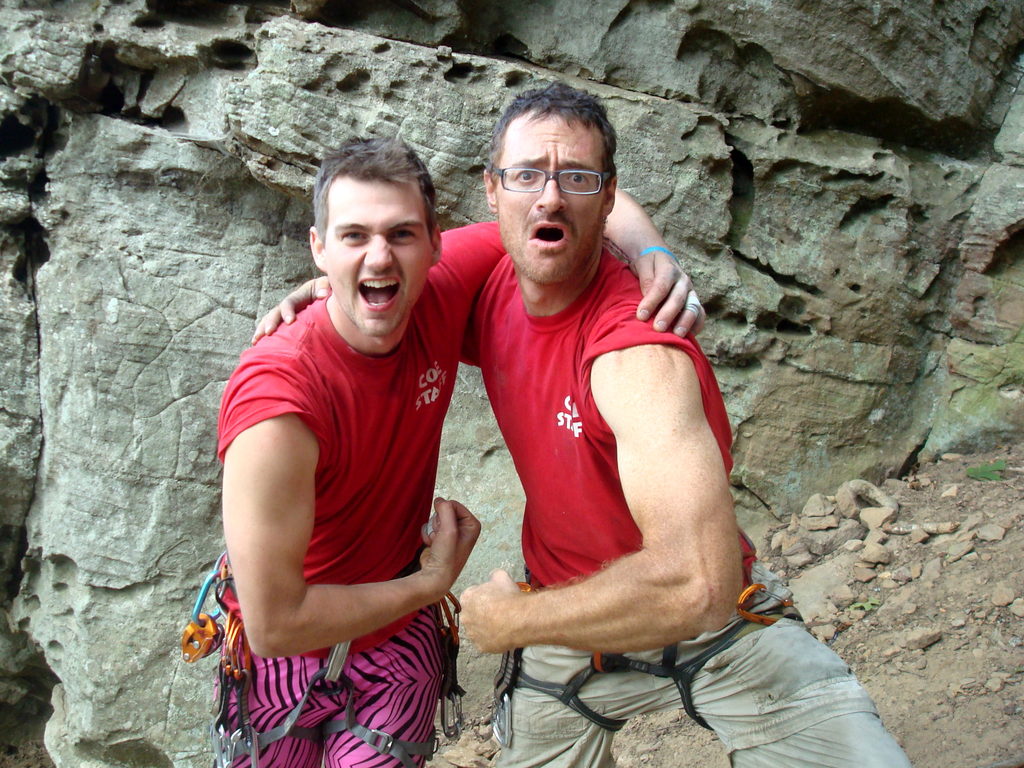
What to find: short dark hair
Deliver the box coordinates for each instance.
[312,138,438,236]
[489,83,617,177]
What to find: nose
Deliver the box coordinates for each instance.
[536,174,565,212]
[364,235,394,269]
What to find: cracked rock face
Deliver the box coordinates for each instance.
[0,0,1021,765]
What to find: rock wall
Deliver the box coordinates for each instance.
[0,1,1021,765]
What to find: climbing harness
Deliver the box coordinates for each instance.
[180,554,465,767]
[511,582,798,732]
[497,549,801,739]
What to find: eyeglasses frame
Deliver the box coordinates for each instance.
[492,167,613,195]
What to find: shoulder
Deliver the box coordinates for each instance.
[441,221,502,253]
[219,312,337,447]
[427,221,506,308]
[590,345,710,460]
[231,320,321,393]
[591,344,701,405]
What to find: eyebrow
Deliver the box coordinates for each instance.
[332,219,426,232]
[504,157,599,171]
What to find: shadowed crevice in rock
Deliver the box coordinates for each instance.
[798,90,993,161]
[731,246,822,297]
[987,223,1024,277]
[726,140,754,249]
[0,114,35,159]
[2,526,26,604]
[491,33,529,60]
[896,438,927,478]
[0,553,57,747]
[136,0,265,27]
[11,217,51,294]
[0,97,57,163]
[209,38,255,70]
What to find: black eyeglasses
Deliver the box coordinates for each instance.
[493,167,611,195]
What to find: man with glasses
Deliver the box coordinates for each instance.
[453,83,911,767]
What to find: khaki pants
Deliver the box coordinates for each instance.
[497,619,910,768]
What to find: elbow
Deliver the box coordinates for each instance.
[243,615,297,658]
[670,573,738,637]
[700,566,744,630]
[701,583,738,631]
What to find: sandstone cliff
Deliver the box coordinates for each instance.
[0,1,1021,765]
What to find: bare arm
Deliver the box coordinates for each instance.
[607,190,704,337]
[459,345,741,653]
[223,414,480,657]
[251,277,331,344]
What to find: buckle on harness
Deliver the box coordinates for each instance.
[212,724,259,768]
[365,728,394,754]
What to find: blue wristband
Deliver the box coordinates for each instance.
[638,245,677,260]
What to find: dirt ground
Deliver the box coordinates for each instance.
[2,443,1021,768]
[434,441,1024,768]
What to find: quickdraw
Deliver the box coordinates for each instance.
[436,591,464,739]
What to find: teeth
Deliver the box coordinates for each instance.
[362,279,398,288]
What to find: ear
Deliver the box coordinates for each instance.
[600,175,617,221]
[484,168,499,214]
[310,226,327,273]
[430,224,443,265]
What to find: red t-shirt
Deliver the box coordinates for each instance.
[218,232,503,655]
[452,228,734,588]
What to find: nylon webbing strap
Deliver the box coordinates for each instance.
[517,669,627,731]
[253,668,330,750]
[320,691,439,768]
[515,617,767,735]
[660,618,752,729]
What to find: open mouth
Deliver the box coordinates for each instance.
[360,278,399,306]
[532,224,566,244]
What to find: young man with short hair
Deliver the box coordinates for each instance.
[216,138,487,767]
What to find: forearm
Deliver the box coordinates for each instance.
[239,570,441,658]
[506,547,739,653]
[606,189,670,259]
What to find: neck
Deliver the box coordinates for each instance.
[324,296,402,357]
[517,250,603,317]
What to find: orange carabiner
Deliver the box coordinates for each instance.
[736,583,792,626]
[222,613,251,680]
[438,592,461,645]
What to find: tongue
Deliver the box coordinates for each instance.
[363,285,397,305]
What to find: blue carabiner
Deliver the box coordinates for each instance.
[191,568,223,623]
